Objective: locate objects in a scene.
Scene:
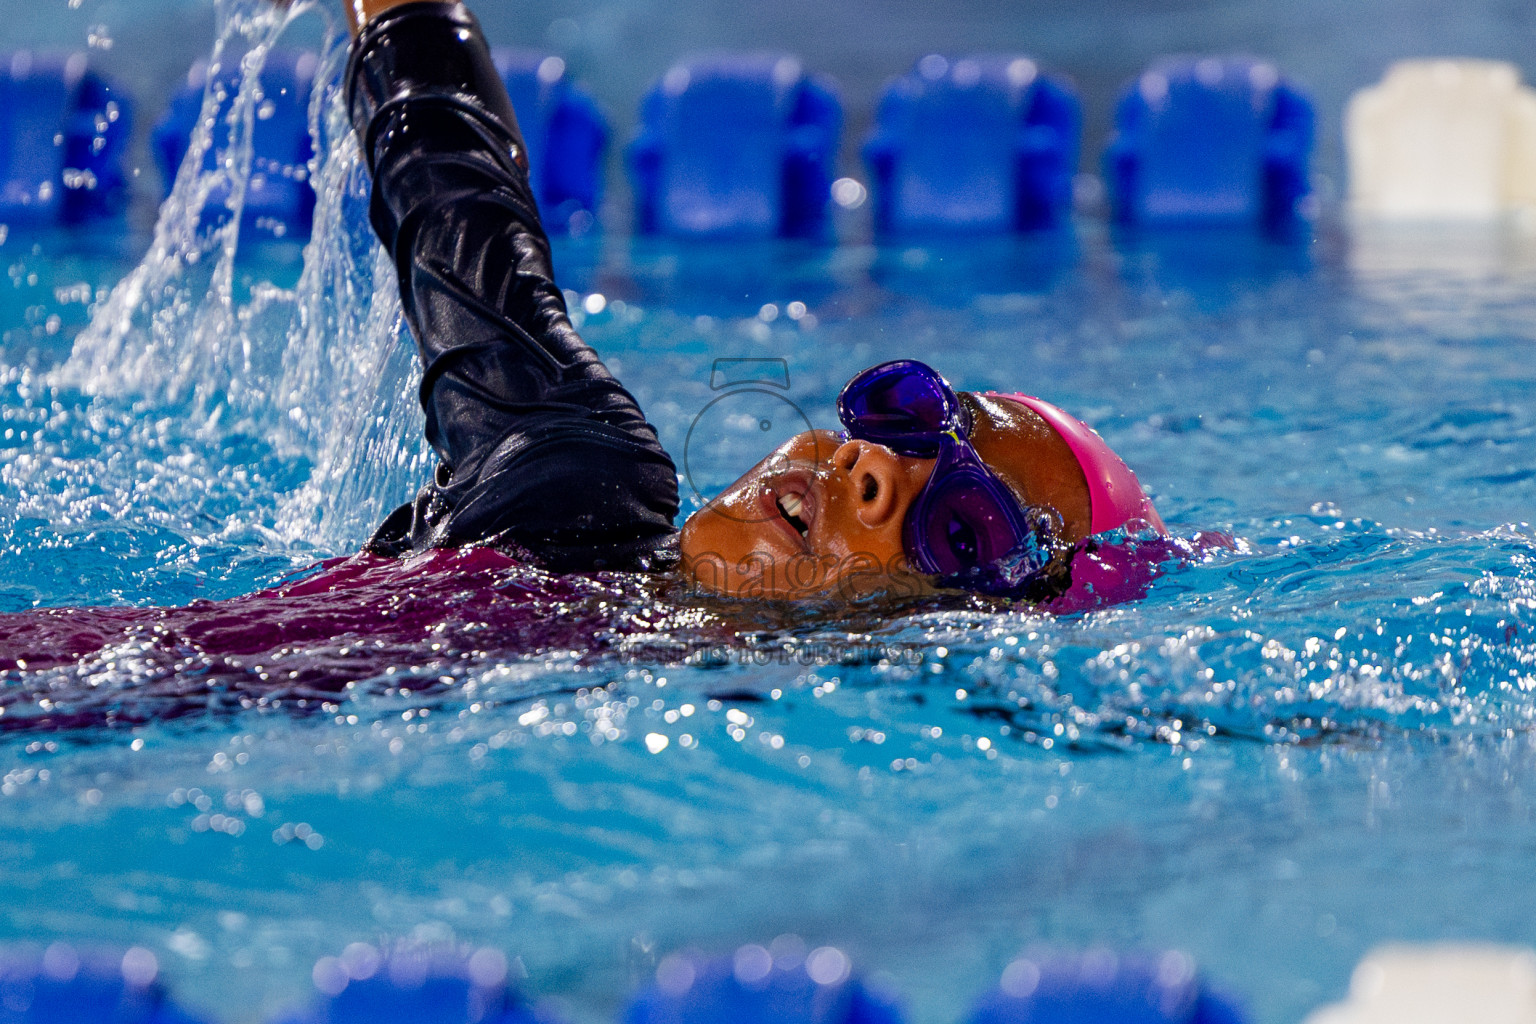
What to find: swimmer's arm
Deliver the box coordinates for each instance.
[342,0,453,35]
[342,0,680,562]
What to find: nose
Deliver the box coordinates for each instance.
[833,439,903,527]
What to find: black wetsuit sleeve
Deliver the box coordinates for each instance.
[346,1,679,571]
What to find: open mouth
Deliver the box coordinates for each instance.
[777,492,810,538]
[760,471,818,548]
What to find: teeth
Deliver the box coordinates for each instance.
[779,493,803,518]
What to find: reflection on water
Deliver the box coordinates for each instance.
[1347,217,1536,279]
[1112,224,1313,313]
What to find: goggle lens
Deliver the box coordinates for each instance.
[838,360,960,452]
[838,359,1057,596]
[908,465,1028,575]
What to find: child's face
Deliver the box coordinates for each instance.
[678,394,1093,600]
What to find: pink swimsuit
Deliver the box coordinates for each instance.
[983,393,1167,537]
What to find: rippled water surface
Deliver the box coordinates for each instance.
[5,4,1536,1024]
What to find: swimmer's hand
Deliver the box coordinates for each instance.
[337,0,456,35]
[258,0,454,35]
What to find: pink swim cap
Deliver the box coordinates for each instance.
[982,393,1167,538]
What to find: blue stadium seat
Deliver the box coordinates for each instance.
[628,54,842,238]
[1104,56,1313,228]
[863,54,1079,234]
[0,943,207,1024]
[965,951,1248,1024]
[0,51,131,224]
[276,946,561,1024]
[623,945,905,1024]
[153,50,318,239]
[492,50,608,235]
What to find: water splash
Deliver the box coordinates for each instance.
[65,0,293,409]
[54,0,429,556]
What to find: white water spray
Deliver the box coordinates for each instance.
[60,0,429,554]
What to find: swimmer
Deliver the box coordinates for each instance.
[321,0,1167,603]
[0,0,1188,696]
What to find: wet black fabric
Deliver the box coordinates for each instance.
[347,1,680,571]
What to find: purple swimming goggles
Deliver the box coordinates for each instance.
[837,360,1057,595]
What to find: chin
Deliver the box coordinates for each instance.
[678,508,815,598]
[679,511,929,602]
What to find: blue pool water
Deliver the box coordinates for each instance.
[5,2,1536,1024]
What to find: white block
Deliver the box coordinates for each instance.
[1303,944,1536,1024]
[1346,60,1536,219]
